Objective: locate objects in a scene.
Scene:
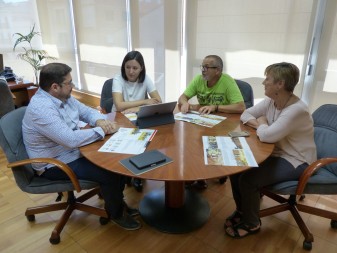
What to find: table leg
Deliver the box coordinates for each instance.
[139,181,210,233]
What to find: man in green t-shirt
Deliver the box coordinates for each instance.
[178,55,245,114]
[178,55,245,189]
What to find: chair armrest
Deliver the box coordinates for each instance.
[296,157,337,195]
[7,158,81,192]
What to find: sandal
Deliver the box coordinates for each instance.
[224,210,242,229]
[225,222,260,239]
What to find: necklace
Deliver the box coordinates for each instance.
[272,94,292,122]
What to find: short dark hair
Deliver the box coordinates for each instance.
[121,51,146,83]
[205,55,223,72]
[265,62,299,92]
[39,63,72,91]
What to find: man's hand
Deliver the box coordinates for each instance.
[198,105,216,115]
[180,103,190,113]
[96,119,119,135]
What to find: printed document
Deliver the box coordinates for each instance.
[175,112,226,127]
[98,127,157,154]
[202,136,258,166]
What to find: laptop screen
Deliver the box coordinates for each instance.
[137,101,177,118]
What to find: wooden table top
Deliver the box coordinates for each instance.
[80,112,274,182]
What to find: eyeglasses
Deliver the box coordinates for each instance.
[61,80,75,87]
[200,65,218,72]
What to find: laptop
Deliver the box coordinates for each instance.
[136,101,177,128]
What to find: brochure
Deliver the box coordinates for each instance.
[202,136,258,166]
[98,127,157,154]
[174,112,226,127]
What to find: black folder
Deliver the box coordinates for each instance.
[129,150,167,169]
[120,150,173,175]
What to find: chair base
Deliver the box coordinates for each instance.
[25,187,108,244]
[260,189,337,250]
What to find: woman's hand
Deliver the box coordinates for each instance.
[257,116,268,126]
[122,107,139,114]
[145,98,161,105]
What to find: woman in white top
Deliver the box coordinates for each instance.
[225,62,317,239]
[112,50,162,113]
[112,51,162,192]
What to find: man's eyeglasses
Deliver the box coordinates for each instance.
[200,65,218,72]
[61,80,75,87]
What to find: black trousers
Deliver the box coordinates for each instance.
[229,156,308,226]
[42,157,126,218]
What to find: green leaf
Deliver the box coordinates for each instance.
[12,23,57,74]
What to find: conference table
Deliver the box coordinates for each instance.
[80,110,274,233]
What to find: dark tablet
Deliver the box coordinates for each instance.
[129,150,167,170]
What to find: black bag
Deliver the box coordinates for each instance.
[0,67,16,82]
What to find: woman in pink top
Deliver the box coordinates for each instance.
[225,62,317,238]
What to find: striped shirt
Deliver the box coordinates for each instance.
[22,88,106,173]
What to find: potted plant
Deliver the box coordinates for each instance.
[13,24,57,84]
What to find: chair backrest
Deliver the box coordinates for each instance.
[100,78,113,113]
[0,78,15,118]
[312,104,337,177]
[235,79,254,109]
[263,104,337,194]
[0,106,35,190]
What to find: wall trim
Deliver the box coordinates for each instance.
[72,89,100,108]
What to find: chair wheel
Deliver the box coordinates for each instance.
[49,236,60,245]
[303,241,312,251]
[219,176,227,184]
[26,214,35,222]
[331,220,337,229]
[299,195,306,201]
[100,217,109,225]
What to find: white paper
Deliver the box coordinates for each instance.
[98,127,157,154]
[124,113,137,122]
[202,136,258,166]
[174,112,226,127]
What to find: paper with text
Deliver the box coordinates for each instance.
[202,136,258,166]
[98,127,157,154]
[175,112,226,127]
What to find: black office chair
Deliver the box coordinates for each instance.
[0,78,15,118]
[235,79,254,109]
[218,79,254,184]
[0,107,109,245]
[100,78,114,114]
[259,104,337,250]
